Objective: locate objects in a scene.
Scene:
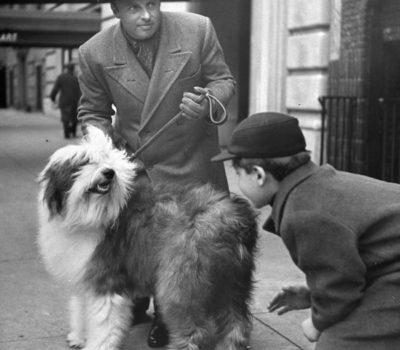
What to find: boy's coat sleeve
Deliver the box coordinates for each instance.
[282,211,367,331]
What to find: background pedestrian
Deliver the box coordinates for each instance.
[50,62,81,139]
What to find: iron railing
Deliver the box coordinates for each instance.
[378,98,400,182]
[319,96,400,182]
[319,96,366,173]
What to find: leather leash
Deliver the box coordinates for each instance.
[133,91,226,158]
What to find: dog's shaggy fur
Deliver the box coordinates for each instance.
[37,126,258,350]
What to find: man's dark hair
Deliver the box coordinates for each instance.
[232,151,311,181]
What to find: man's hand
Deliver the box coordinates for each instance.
[268,285,311,315]
[179,86,210,120]
[302,317,321,342]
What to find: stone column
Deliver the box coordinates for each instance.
[249,0,287,114]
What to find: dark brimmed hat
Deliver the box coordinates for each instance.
[211,112,307,162]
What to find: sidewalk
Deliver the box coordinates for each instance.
[0,108,312,350]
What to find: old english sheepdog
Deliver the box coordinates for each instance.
[37,126,258,350]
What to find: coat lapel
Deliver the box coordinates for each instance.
[139,15,191,130]
[104,24,149,103]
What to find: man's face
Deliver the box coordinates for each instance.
[112,0,161,41]
[235,166,278,209]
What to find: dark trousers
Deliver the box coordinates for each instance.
[132,296,150,316]
[62,121,77,139]
[61,107,78,139]
[132,297,164,324]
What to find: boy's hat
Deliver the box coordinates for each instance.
[211,112,306,162]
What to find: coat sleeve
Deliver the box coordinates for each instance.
[199,17,236,118]
[283,211,367,331]
[77,45,115,137]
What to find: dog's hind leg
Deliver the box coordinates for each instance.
[165,320,213,350]
[216,315,252,350]
[215,300,253,350]
[83,292,132,350]
[67,294,86,348]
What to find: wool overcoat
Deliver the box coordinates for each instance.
[264,162,400,350]
[78,12,235,190]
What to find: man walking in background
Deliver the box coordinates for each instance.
[50,62,81,139]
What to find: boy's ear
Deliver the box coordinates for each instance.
[110,2,120,17]
[252,166,267,186]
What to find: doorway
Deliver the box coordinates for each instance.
[0,65,6,108]
[36,65,42,110]
[8,69,14,107]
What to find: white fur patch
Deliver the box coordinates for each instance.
[84,292,132,350]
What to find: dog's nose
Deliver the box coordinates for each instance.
[102,169,115,179]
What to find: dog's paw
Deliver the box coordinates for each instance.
[67,332,85,349]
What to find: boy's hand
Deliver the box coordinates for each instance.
[268,285,311,315]
[302,317,321,342]
[180,86,210,120]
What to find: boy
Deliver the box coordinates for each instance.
[212,112,400,350]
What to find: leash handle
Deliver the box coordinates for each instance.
[133,92,226,158]
[205,92,227,125]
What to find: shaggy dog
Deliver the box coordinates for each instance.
[37,126,258,350]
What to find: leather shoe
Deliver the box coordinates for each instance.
[147,316,169,348]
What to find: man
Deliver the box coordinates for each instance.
[78,0,235,190]
[78,0,236,347]
[212,112,400,350]
[50,62,81,139]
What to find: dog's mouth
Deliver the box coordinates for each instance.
[88,168,116,194]
[90,180,112,194]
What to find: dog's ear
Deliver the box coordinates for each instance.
[39,161,76,217]
[43,176,65,216]
[41,168,67,217]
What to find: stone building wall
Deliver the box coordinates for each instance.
[285,0,332,163]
